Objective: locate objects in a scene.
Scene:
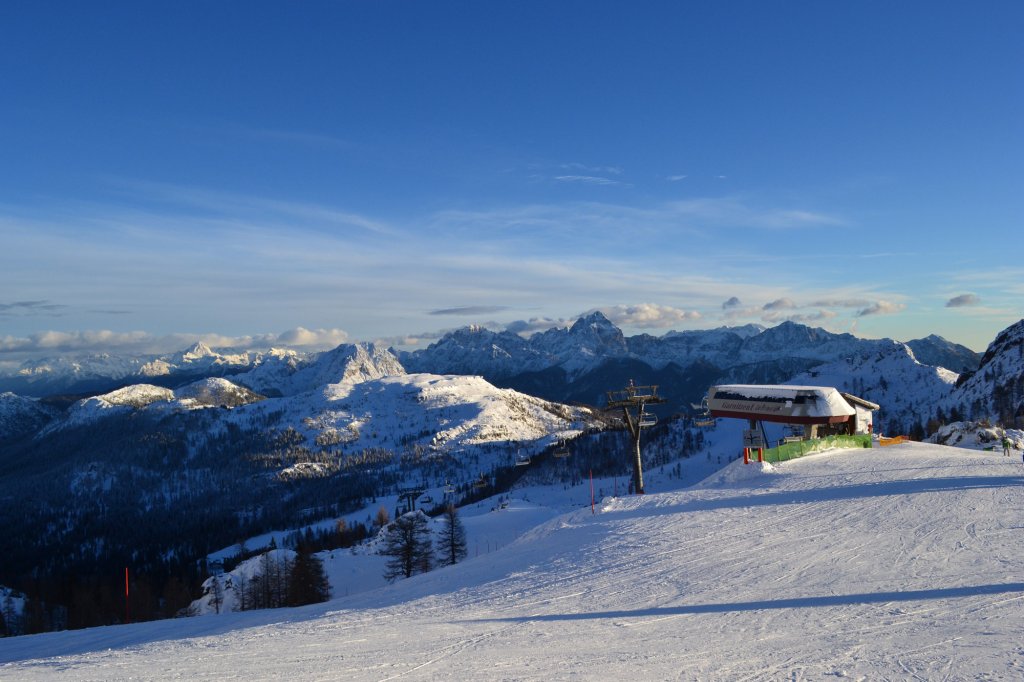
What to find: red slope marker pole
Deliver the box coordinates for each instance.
[124,567,130,624]
[590,469,595,515]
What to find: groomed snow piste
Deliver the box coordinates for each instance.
[2,442,1022,680]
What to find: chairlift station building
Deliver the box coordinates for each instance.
[707,384,878,438]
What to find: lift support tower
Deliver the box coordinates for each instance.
[605,381,666,495]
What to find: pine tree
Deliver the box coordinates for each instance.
[2,594,16,636]
[381,511,433,581]
[436,504,467,567]
[286,551,330,606]
[208,575,224,614]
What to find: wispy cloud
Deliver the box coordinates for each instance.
[553,175,620,186]
[559,163,623,175]
[946,293,981,308]
[429,305,511,316]
[810,298,871,308]
[666,175,688,182]
[0,300,67,316]
[106,178,396,236]
[762,309,837,323]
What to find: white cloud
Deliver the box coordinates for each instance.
[273,327,350,348]
[763,297,798,311]
[590,303,701,329]
[505,317,570,335]
[855,300,906,317]
[0,326,351,358]
[722,305,765,321]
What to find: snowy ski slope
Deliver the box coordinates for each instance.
[2,442,1022,680]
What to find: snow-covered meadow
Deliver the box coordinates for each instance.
[2,441,1022,680]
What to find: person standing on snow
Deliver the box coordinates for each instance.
[1002,434,1011,456]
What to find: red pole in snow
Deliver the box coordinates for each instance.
[590,469,595,515]
[124,567,130,624]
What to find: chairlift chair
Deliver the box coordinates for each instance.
[514,451,531,466]
[693,395,714,427]
[553,440,570,458]
[638,411,657,428]
[472,475,488,490]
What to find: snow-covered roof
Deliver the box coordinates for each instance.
[707,384,857,423]
[841,392,880,411]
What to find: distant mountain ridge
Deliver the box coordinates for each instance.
[0,316,992,437]
[905,335,981,374]
[402,315,974,424]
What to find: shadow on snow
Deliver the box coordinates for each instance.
[465,582,1024,623]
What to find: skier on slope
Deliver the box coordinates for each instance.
[1002,433,1011,457]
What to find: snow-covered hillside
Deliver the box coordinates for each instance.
[947,318,1024,425]
[787,340,958,433]
[2,443,1020,679]
[0,392,53,442]
[173,377,264,408]
[54,379,264,430]
[231,373,596,463]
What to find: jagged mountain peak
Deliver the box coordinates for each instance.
[571,310,615,331]
[236,342,405,397]
[182,341,215,359]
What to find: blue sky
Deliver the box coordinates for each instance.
[1,1,1021,360]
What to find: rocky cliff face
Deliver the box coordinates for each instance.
[947,319,1024,426]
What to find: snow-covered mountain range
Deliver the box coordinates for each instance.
[0,315,1021,650]
[0,342,256,397]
